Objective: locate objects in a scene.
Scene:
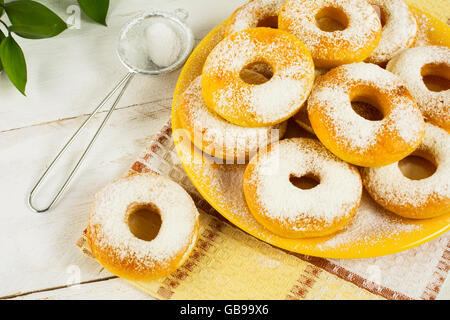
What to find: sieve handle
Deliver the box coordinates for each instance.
[28,72,135,213]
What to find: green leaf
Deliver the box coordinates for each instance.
[0,30,5,71]
[5,0,67,39]
[0,35,27,95]
[0,0,4,18]
[78,0,109,26]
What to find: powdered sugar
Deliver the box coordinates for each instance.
[175,119,427,252]
[309,84,378,150]
[245,77,308,122]
[307,63,425,159]
[202,27,314,126]
[145,21,182,67]
[365,0,417,65]
[245,138,362,232]
[226,0,285,35]
[279,0,381,66]
[179,76,286,161]
[319,192,420,249]
[89,174,199,268]
[362,123,450,211]
[387,99,425,144]
[387,46,450,131]
[339,62,398,87]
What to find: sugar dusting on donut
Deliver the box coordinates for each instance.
[90,174,198,267]
[308,63,424,153]
[366,0,417,64]
[247,139,361,227]
[387,46,449,130]
[226,0,285,35]
[279,0,381,55]
[205,31,256,73]
[215,77,306,124]
[208,30,310,119]
[168,11,435,252]
[180,137,423,249]
[203,28,314,125]
[318,192,419,249]
[244,77,308,122]
[309,85,377,150]
[362,123,450,208]
[180,76,286,159]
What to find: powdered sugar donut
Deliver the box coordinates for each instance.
[279,0,381,68]
[225,0,285,36]
[243,138,362,238]
[202,27,315,127]
[293,98,384,135]
[365,0,417,65]
[87,173,199,280]
[308,63,425,167]
[387,46,450,133]
[362,123,450,219]
[179,76,287,161]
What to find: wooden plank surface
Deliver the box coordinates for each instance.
[10,278,151,300]
[0,0,245,299]
[0,102,170,298]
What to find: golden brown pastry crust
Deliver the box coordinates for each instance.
[87,173,199,280]
[308,63,425,167]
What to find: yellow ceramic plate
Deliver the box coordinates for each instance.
[172,8,450,259]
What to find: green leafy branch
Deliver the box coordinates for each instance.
[0,0,110,95]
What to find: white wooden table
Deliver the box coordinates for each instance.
[0,0,246,300]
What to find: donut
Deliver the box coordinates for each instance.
[87,173,199,280]
[362,123,450,219]
[307,63,425,167]
[178,76,287,162]
[225,0,285,36]
[202,27,315,127]
[387,46,450,133]
[365,0,417,65]
[243,138,362,238]
[278,0,381,68]
[294,94,390,135]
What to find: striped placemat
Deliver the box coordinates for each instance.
[78,120,449,300]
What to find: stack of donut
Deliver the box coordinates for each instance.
[178,0,450,239]
[87,0,450,281]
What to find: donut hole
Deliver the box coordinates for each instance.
[240,61,274,85]
[421,63,450,92]
[126,203,162,241]
[398,153,437,180]
[289,173,320,190]
[315,7,349,32]
[350,91,385,121]
[256,15,278,29]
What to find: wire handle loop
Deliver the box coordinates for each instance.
[28,72,135,213]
